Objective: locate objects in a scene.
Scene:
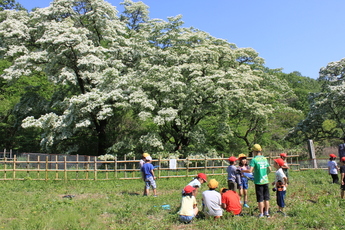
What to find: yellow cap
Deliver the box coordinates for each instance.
[252,144,262,152]
[142,153,150,157]
[207,179,219,189]
[238,153,246,159]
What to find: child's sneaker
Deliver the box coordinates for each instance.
[243,204,250,208]
[258,213,264,218]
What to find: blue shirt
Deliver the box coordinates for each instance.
[141,162,154,179]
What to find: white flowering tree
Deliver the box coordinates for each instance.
[0,0,299,156]
[0,0,151,155]
[127,11,297,155]
[289,58,345,143]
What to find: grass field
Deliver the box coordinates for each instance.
[0,169,343,229]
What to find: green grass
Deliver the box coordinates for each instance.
[0,170,344,229]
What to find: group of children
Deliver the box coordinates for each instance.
[328,153,345,199]
[139,150,290,223]
[177,151,290,223]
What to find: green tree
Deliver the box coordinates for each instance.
[288,58,345,145]
[0,0,25,11]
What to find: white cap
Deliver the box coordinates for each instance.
[146,156,152,161]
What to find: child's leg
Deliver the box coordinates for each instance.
[341,189,345,199]
[243,189,248,203]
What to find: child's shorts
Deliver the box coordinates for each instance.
[240,177,249,190]
[179,214,194,223]
[145,176,157,189]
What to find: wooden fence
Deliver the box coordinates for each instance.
[0,153,300,181]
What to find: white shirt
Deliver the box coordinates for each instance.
[202,190,223,217]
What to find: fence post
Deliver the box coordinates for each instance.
[37,155,40,179]
[55,155,58,180]
[114,156,117,179]
[94,157,97,180]
[86,156,90,180]
[26,154,30,178]
[158,156,161,178]
[124,154,127,179]
[45,156,48,181]
[204,156,207,174]
[13,155,16,180]
[186,158,189,178]
[76,154,79,180]
[64,156,67,181]
[4,156,7,180]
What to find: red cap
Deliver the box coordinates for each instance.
[274,158,285,167]
[228,156,238,162]
[330,154,337,158]
[183,185,196,194]
[197,173,207,182]
[280,153,287,157]
[341,157,345,162]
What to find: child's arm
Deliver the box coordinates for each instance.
[282,163,289,169]
[150,169,156,180]
[283,176,288,186]
[342,172,345,185]
[221,203,227,210]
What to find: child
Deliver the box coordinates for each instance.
[227,156,238,192]
[237,154,251,208]
[328,154,339,184]
[221,188,242,216]
[340,157,345,199]
[272,158,288,215]
[280,153,290,180]
[202,179,223,219]
[187,173,207,196]
[141,156,157,196]
[178,185,198,224]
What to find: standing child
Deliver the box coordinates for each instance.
[227,156,238,192]
[237,154,251,208]
[328,154,339,184]
[178,185,199,224]
[340,157,345,199]
[187,173,207,196]
[272,158,288,215]
[141,156,157,197]
[202,179,223,220]
[280,153,290,181]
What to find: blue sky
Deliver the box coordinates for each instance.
[19,0,345,79]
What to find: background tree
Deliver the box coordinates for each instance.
[287,58,345,146]
[0,0,150,155]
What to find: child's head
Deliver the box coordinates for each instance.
[197,173,207,183]
[145,155,152,162]
[274,158,285,169]
[220,187,228,195]
[341,157,345,165]
[280,153,287,160]
[183,185,195,196]
[228,156,237,165]
[329,154,337,161]
[238,154,247,166]
[207,179,219,190]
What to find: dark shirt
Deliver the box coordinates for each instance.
[339,143,345,158]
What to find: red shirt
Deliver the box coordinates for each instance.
[221,190,242,215]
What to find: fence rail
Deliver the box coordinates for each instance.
[0,153,301,181]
